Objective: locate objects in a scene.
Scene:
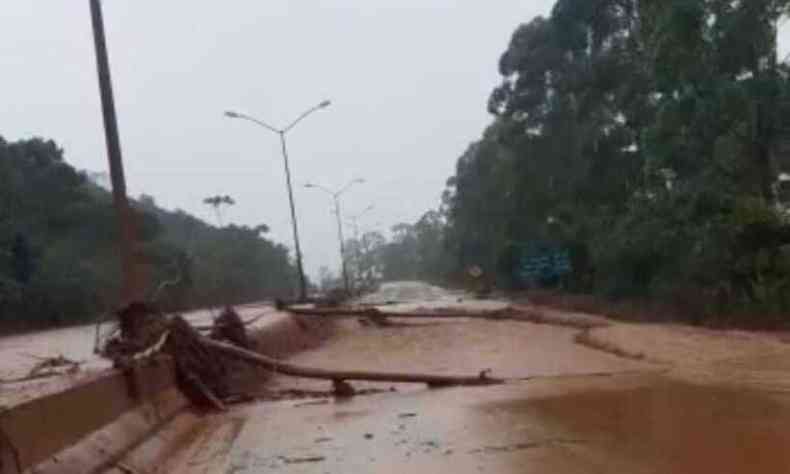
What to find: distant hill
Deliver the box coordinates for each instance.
[0,135,296,331]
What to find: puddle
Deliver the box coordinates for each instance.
[490,379,790,473]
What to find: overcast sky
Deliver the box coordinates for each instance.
[3,2,790,280]
[1,1,556,278]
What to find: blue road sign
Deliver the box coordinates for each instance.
[515,243,572,284]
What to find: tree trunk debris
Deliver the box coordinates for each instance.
[165,315,231,407]
[102,302,504,411]
[285,305,525,322]
[209,306,253,349]
[193,310,271,333]
[201,337,503,388]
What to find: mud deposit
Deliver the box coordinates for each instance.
[517,380,790,473]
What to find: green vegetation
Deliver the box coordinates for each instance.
[338,211,452,291]
[0,136,296,331]
[368,0,790,321]
[9,0,790,327]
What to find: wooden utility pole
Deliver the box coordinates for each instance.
[90,0,143,304]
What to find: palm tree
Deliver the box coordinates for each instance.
[203,195,236,228]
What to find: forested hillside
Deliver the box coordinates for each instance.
[0,136,296,331]
[374,0,790,321]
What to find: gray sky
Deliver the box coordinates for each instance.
[3,2,790,279]
[0,1,553,279]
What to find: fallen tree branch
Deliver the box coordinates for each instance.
[0,364,86,384]
[193,311,272,332]
[201,337,504,387]
[0,371,66,384]
[27,355,82,377]
[286,306,523,321]
[132,331,170,361]
[105,304,503,411]
[182,371,226,411]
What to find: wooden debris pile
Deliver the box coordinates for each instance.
[100,302,505,412]
[166,315,231,409]
[210,306,252,349]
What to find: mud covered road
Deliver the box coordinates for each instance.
[161,282,790,474]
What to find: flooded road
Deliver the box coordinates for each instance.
[195,374,790,473]
[523,378,790,473]
[103,282,790,473]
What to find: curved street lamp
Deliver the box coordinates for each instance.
[225,100,331,301]
[304,179,365,295]
[346,204,375,240]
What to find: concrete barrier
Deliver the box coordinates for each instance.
[0,359,186,474]
[0,313,334,474]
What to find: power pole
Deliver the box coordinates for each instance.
[90,0,142,305]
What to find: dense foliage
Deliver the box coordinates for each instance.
[0,136,296,330]
[373,0,790,320]
[343,210,452,288]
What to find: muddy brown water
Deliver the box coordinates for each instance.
[89,281,790,474]
[164,312,790,473]
[172,374,790,473]
[11,282,790,473]
[491,379,790,473]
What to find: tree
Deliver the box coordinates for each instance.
[203,195,236,228]
[438,0,790,317]
[0,136,298,331]
[345,230,387,290]
[317,266,339,292]
[10,233,34,284]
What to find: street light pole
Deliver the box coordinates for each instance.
[225,101,330,302]
[89,0,142,305]
[305,179,365,296]
[278,131,307,301]
[332,196,350,295]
